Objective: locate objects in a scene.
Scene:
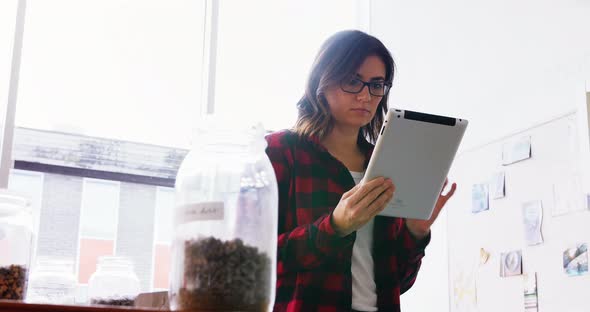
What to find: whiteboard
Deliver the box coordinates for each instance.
[446,110,590,312]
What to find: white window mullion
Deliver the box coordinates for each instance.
[0,0,26,188]
[200,0,219,116]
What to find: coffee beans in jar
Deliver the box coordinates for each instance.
[0,192,33,302]
[0,265,27,300]
[177,237,271,312]
[87,256,140,307]
[90,297,135,306]
[171,121,278,311]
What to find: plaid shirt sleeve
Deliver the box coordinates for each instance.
[396,219,431,294]
[265,131,355,273]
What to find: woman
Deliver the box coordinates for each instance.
[265,30,457,312]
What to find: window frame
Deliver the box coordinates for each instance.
[0,0,26,188]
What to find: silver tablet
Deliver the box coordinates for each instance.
[365,108,468,220]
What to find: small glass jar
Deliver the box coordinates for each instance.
[170,118,278,311]
[88,256,140,306]
[26,257,76,304]
[0,191,33,301]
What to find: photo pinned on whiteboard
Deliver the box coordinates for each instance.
[522,200,543,246]
[523,272,539,312]
[479,248,490,265]
[563,243,588,276]
[552,174,586,217]
[490,171,505,199]
[452,260,478,312]
[502,136,531,165]
[500,250,522,277]
[472,184,489,214]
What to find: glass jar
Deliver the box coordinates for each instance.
[0,191,33,301]
[170,118,278,312]
[88,256,140,306]
[26,257,76,304]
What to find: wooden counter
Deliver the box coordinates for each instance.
[0,300,168,312]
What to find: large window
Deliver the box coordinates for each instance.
[6,0,208,298]
[1,1,368,301]
[16,0,206,149]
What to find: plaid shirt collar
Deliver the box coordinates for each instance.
[300,131,375,169]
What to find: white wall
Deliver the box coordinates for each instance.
[371,0,590,151]
[370,1,590,311]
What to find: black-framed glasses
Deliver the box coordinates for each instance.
[340,78,391,97]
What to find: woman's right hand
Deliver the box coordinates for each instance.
[331,177,395,237]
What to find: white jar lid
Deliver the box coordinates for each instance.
[0,189,30,217]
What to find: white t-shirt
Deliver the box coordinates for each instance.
[349,170,378,312]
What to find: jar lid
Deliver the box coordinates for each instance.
[0,189,30,217]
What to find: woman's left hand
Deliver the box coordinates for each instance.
[405,179,457,240]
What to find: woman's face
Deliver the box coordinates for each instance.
[324,55,386,131]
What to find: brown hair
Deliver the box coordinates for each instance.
[294,30,395,144]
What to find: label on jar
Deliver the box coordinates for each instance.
[180,201,224,222]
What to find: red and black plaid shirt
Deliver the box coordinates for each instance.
[265,129,431,312]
